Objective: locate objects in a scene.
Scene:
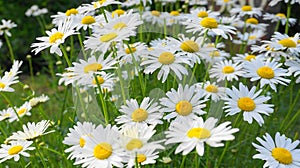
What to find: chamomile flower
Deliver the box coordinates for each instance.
[209,60,245,82]
[185,17,236,39]
[201,48,230,64]
[230,5,262,17]
[269,32,300,57]
[243,58,290,92]
[6,120,54,142]
[74,124,125,168]
[252,132,300,167]
[9,101,32,122]
[165,117,239,156]
[126,148,160,168]
[87,72,115,91]
[195,81,226,102]
[73,14,99,31]
[0,108,15,122]
[142,10,168,25]
[51,7,81,25]
[0,60,23,92]
[63,122,96,159]
[167,34,214,64]
[159,84,208,122]
[285,59,300,83]
[224,82,274,126]
[234,30,266,45]
[141,48,191,83]
[29,94,49,107]
[187,7,219,21]
[115,97,163,127]
[0,140,35,163]
[117,42,147,64]
[31,18,77,56]
[263,13,297,26]
[233,53,263,64]
[0,19,17,37]
[251,42,289,59]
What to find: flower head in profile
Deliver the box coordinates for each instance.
[224,82,274,126]
[0,140,35,163]
[0,19,17,37]
[252,132,300,167]
[0,60,23,92]
[165,117,239,156]
[31,18,77,56]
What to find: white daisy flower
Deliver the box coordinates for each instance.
[251,41,289,59]
[126,148,160,168]
[230,5,262,17]
[29,94,50,107]
[87,72,115,91]
[263,13,297,26]
[0,19,17,37]
[142,10,168,25]
[141,47,191,83]
[74,124,125,168]
[233,30,266,45]
[0,107,16,122]
[201,48,230,64]
[6,120,54,142]
[233,53,264,64]
[185,17,236,39]
[195,81,226,102]
[9,101,32,122]
[0,60,23,92]
[31,18,77,56]
[185,7,219,21]
[25,5,48,17]
[224,82,274,126]
[269,0,300,6]
[92,0,122,9]
[63,122,96,159]
[252,132,300,167]
[269,32,300,57]
[243,58,290,92]
[0,140,35,163]
[116,97,163,127]
[73,14,100,31]
[165,117,239,156]
[209,60,245,82]
[160,84,208,122]
[285,59,300,83]
[117,42,147,64]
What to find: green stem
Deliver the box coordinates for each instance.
[100,7,108,23]
[179,155,187,168]
[274,21,280,32]
[27,56,34,82]
[189,63,198,85]
[283,108,300,132]
[285,2,291,34]
[60,45,71,67]
[4,33,15,62]
[75,86,89,120]
[94,75,109,125]
[77,33,87,59]
[217,141,230,167]
[34,141,47,168]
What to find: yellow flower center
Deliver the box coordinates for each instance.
[92,76,105,85]
[99,33,118,42]
[187,127,211,139]
[276,13,286,18]
[197,11,208,18]
[271,148,293,165]
[126,139,143,151]
[257,66,274,79]
[278,38,296,48]
[224,0,230,2]
[151,10,160,17]
[205,85,218,93]
[200,17,218,28]
[158,52,175,65]
[175,100,193,116]
[93,142,112,160]
[49,32,64,43]
[17,108,27,115]
[0,82,5,89]
[222,66,235,74]
[8,145,23,155]
[246,18,259,25]
[180,40,199,53]
[113,22,127,30]
[112,9,125,18]
[65,8,78,16]
[242,5,252,11]
[131,108,148,122]
[210,51,220,57]
[249,35,257,40]
[137,154,147,163]
[83,63,102,73]
[3,113,10,117]
[237,97,256,111]
[170,11,180,16]
[125,47,137,54]
[244,54,256,61]
[79,137,86,148]
[98,0,106,5]
[81,16,96,25]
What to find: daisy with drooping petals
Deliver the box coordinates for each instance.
[209,60,245,82]
[0,19,17,37]
[224,82,274,126]
[285,59,300,83]
[6,120,54,142]
[195,81,226,102]
[165,117,239,156]
[63,122,96,159]
[9,101,32,122]
[29,94,49,107]
[263,13,297,26]
[244,58,290,92]
[115,97,163,127]
[51,7,81,25]
[117,42,147,64]
[141,48,191,83]
[0,140,35,163]
[0,107,16,122]
[160,84,208,122]
[269,32,300,57]
[252,132,300,167]
[73,124,125,168]
[0,60,23,92]
[31,18,77,56]
[230,5,262,17]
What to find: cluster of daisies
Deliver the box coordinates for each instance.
[0,0,299,167]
